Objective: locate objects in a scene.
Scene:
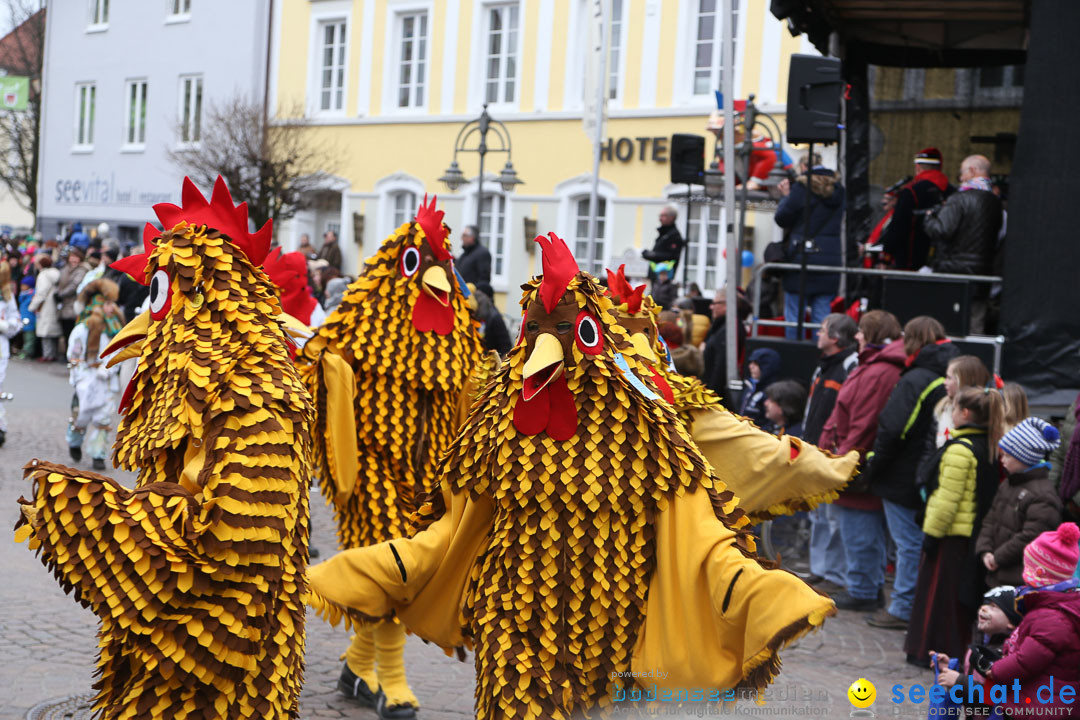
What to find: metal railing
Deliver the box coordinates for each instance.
[748,262,1006,374]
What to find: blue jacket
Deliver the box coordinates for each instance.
[18,289,34,331]
[773,169,845,296]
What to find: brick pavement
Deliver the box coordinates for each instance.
[1,358,928,720]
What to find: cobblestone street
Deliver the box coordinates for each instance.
[0,358,929,719]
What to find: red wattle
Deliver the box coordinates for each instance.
[412,293,454,335]
[118,371,139,414]
[513,375,577,440]
[649,368,675,404]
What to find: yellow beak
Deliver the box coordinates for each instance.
[522,332,565,401]
[630,333,659,363]
[277,312,313,341]
[421,265,452,306]
[102,310,150,367]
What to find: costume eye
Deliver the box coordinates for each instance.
[556,321,572,334]
[575,311,603,355]
[148,269,172,320]
[526,320,539,333]
[400,246,421,277]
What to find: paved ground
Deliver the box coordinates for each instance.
[0,358,929,719]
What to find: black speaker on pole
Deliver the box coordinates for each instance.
[786,54,842,144]
[670,134,705,184]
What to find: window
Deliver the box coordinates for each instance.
[318,19,347,112]
[484,3,519,105]
[74,83,96,149]
[124,80,148,148]
[168,0,191,19]
[179,75,203,145]
[479,193,507,278]
[692,0,739,97]
[89,0,108,26]
[572,197,606,276]
[686,204,723,291]
[391,191,417,228]
[608,0,624,101]
[979,65,1024,89]
[396,12,428,108]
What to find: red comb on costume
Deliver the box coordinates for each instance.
[111,176,273,285]
[605,264,645,314]
[535,232,579,313]
[415,194,451,262]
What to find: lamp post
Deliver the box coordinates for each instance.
[439,104,523,249]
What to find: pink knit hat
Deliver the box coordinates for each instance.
[1023,523,1080,587]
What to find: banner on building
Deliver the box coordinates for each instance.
[0,76,29,111]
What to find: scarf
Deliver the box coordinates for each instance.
[960,176,993,193]
[1059,393,1080,503]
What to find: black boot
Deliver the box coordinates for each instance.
[92,458,106,471]
[0,429,6,447]
[376,692,418,720]
[338,662,377,708]
[69,445,82,462]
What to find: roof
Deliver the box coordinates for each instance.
[772,0,1027,67]
[0,8,43,76]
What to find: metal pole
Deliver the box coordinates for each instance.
[586,0,609,261]
[683,184,692,287]
[476,108,487,247]
[722,0,739,405]
[796,141,814,340]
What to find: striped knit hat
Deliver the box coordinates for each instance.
[999,417,1061,468]
[1023,523,1080,587]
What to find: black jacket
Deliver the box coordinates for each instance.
[739,347,782,431]
[802,346,858,446]
[924,188,1002,277]
[773,170,845,296]
[881,171,950,270]
[866,341,961,508]
[457,243,492,285]
[702,315,745,409]
[483,309,512,356]
[642,225,684,266]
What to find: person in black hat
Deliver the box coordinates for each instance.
[880,147,952,271]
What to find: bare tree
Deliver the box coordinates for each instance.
[0,1,45,219]
[168,95,340,232]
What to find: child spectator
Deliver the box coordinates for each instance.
[932,356,992,448]
[764,379,808,439]
[905,386,1004,661]
[0,262,19,446]
[933,585,1022,691]
[17,275,35,358]
[1001,383,1030,435]
[977,418,1063,586]
[739,347,781,431]
[981,524,1080,717]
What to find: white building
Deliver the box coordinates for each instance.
[36,0,271,244]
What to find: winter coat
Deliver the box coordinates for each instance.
[880,169,950,270]
[29,266,61,338]
[642,224,685,266]
[924,188,1001,279]
[18,289,34,332]
[670,344,704,378]
[457,242,492,286]
[739,347,781,431]
[650,278,678,310]
[773,170,845,296]
[991,587,1080,717]
[316,240,343,271]
[0,293,18,360]
[702,315,745,406]
[802,346,858,445]
[975,466,1063,587]
[1048,392,1078,505]
[921,428,996,538]
[822,340,907,510]
[56,261,90,320]
[866,341,961,508]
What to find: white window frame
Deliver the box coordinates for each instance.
[470,1,521,111]
[674,0,745,106]
[73,82,96,152]
[308,3,351,118]
[374,172,425,239]
[682,200,727,294]
[87,0,109,31]
[462,177,512,289]
[555,175,616,278]
[176,74,203,149]
[123,79,149,151]
[608,0,627,104]
[166,0,192,23]
[384,2,432,114]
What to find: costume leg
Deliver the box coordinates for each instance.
[344,624,378,691]
[374,619,418,709]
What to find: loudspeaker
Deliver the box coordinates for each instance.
[882,277,971,336]
[743,337,820,388]
[670,133,705,185]
[786,54,842,144]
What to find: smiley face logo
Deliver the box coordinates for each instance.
[848,678,876,709]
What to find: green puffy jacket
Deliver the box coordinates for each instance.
[922,428,988,538]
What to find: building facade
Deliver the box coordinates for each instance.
[36,0,271,244]
[272,0,818,306]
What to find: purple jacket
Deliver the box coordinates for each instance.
[991,587,1080,715]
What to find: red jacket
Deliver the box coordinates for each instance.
[990,587,1080,716]
[820,340,906,510]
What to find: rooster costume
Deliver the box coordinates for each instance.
[307,234,836,720]
[15,177,314,719]
[605,265,858,522]
[296,196,486,717]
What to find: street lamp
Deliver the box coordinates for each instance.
[439,104,523,248]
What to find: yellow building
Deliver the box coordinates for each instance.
[271,0,818,306]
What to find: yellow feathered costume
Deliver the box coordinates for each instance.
[307,233,835,720]
[15,177,313,719]
[296,196,486,716]
[604,265,858,522]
